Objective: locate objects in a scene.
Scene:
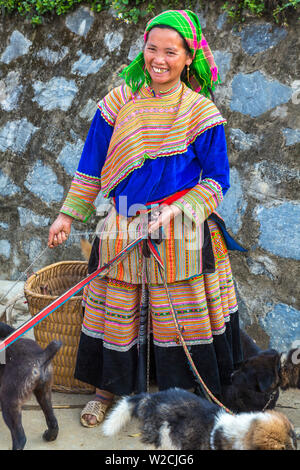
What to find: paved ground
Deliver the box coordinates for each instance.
[0,388,299,451]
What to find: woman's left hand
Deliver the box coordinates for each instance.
[148,204,182,235]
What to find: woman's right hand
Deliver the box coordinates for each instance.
[48,213,74,248]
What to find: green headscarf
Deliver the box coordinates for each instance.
[120,9,220,98]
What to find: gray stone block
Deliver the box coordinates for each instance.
[212,50,232,82]
[234,23,287,56]
[32,77,78,111]
[23,238,42,262]
[217,168,247,234]
[229,128,260,151]
[260,303,300,351]
[57,138,84,175]
[0,240,11,259]
[65,6,94,37]
[0,30,32,64]
[18,207,50,227]
[256,202,300,260]
[282,128,300,146]
[104,31,124,53]
[231,71,292,117]
[24,160,64,204]
[72,51,108,76]
[36,46,69,65]
[0,170,21,197]
[0,119,38,154]
[0,71,23,111]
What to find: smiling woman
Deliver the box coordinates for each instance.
[143,27,192,93]
[48,9,245,430]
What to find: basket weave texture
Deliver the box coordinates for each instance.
[24,261,95,394]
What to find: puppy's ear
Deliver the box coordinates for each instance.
[256,371,274,392]
[256,352,280,392]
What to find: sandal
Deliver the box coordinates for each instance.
[80,400,111,428]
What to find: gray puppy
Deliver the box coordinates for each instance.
[0,322,61,450]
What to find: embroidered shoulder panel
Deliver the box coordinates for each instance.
[98,85,133,126]
[99,83,226,198]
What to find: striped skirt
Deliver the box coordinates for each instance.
[74,218,243,396]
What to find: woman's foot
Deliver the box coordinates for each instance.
[80,389,114,427]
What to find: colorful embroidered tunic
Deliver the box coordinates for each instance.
[61,81,229,221]
[63,81,243,396]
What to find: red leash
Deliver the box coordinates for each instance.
[0,235,146,354]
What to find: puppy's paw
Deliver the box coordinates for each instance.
[43,427,59,442]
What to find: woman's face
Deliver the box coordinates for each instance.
[144,27,192,93]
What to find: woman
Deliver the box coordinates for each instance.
[48,10,244,427]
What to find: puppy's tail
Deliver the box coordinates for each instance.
[40,340,62,367]
[102,393,150,437]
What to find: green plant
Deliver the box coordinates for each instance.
[0,0,196,24]
[0,0,298,25]
[223,0,300,25]
[0,0,105,24]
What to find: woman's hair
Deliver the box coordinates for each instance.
[145,24,192,57]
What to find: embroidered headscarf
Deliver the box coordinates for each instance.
[120,9,220,98]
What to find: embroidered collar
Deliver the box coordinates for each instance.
[140,80,182,98]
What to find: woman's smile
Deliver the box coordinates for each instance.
[152,66,169,74]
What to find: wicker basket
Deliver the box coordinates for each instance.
[24,260,95,394]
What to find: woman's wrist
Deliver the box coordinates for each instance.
[58,212,74,223]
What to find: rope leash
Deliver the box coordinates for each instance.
[147,238,235,415]
[0,247,49,306]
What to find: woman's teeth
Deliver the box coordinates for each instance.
[153,67,168,73]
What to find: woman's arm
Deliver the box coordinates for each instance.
[48,109,113,248]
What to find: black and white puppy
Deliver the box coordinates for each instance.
[0,322,62,450]
[103,388,297,450]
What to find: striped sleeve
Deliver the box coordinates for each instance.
[60,171,101,222]
[172,178,223,226]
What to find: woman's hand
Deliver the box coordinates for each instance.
[148,204,181,235]
[48,213,73,248]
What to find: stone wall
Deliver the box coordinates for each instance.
[0,3,299,349]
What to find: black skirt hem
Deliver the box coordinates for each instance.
[74,311,243,397]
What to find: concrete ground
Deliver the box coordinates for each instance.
[0,388,299,451]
